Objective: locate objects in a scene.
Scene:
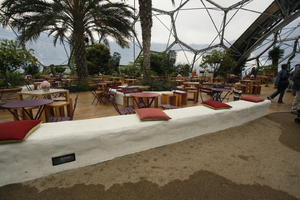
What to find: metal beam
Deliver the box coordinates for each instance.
[204,0,224,10]
[237,10,300,65]
[228,0,252,10]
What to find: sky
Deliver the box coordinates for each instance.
[125,0,282,66]
[0,0,299,68]
[130,0,274,44]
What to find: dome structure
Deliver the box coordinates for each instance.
[130,0,300,72]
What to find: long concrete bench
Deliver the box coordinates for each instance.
[0,100,270,186]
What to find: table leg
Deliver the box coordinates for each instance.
[7,109,20,120]
[22,108,34,120]
[154,97,158,107]
[148,97,156,108]
[132,97,139,108]
[35,105,46,120]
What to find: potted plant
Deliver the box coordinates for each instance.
[40,80,51,91]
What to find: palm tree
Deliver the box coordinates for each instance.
[1,0,134,81]
[268,46,284,68]
[138,0,174,79]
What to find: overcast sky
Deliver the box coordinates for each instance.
[1,0,298,67]
[126,0,282,66]
[129,0,274,45]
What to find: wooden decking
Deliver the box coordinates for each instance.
[0,86,295,123]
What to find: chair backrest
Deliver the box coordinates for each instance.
[70,94,79,120]
[24,79,33,91]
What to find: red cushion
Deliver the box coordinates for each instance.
[202,100,232,110]
[240,96,265,103]
[135,108,171,121]
[0,120,41,143]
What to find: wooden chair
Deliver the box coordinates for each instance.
[91,87,110,105]
[199,86,213,103]
[108,91,135,115]
[48,95,79,122]
[173,89,188,106]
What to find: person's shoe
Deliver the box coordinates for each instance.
[278,101,284,104]
[267,96,272,100]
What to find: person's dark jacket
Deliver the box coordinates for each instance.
[275,69,289,88]
[293,67,300,90]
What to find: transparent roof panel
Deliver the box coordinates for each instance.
[175,8,223,45]
[128,0,275,49]
[152,12,175,45]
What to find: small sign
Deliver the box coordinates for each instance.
[52,153,76,166]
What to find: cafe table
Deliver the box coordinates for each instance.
[130,92,160,108]
[1,99,53,121]
[18,88,70,101]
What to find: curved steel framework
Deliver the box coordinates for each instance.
[132,0,300,72]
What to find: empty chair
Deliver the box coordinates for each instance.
[199,86,213,102]
[108,91,135,115]
[91,87,110,105]
[48,94,79,122]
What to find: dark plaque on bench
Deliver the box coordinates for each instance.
[52,153,76,166]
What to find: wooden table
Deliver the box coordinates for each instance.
[18,89,70,101]
[130,92,160,108]
[2,99,53,121]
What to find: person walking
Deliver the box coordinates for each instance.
[291,64,300,114]
[267,64,290,103]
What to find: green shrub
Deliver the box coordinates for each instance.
[120,64,142,77]
[142,78,176,91]
[0,72,24,88]
[0,39,38,87]
[86,43,111,75]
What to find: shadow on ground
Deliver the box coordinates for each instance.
[0,170,299,200]
[266,112,300,152]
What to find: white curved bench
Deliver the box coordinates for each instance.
[0,100,270,186]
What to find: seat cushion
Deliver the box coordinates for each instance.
[0,120,41,143]
[202,100,232,110]
[135,108,171,121]
[240,96,265,103]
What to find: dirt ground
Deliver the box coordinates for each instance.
[1,112,299,200]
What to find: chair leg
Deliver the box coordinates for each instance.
[53,107,61,117]
[59,106,65,117]
[67,99,73,117]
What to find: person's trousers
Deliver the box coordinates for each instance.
[291,90,300,111]
[270,87,287,103]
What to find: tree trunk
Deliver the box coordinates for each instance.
[73,15,88,81]
[138,0,152,79]
[73,35,88,81]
